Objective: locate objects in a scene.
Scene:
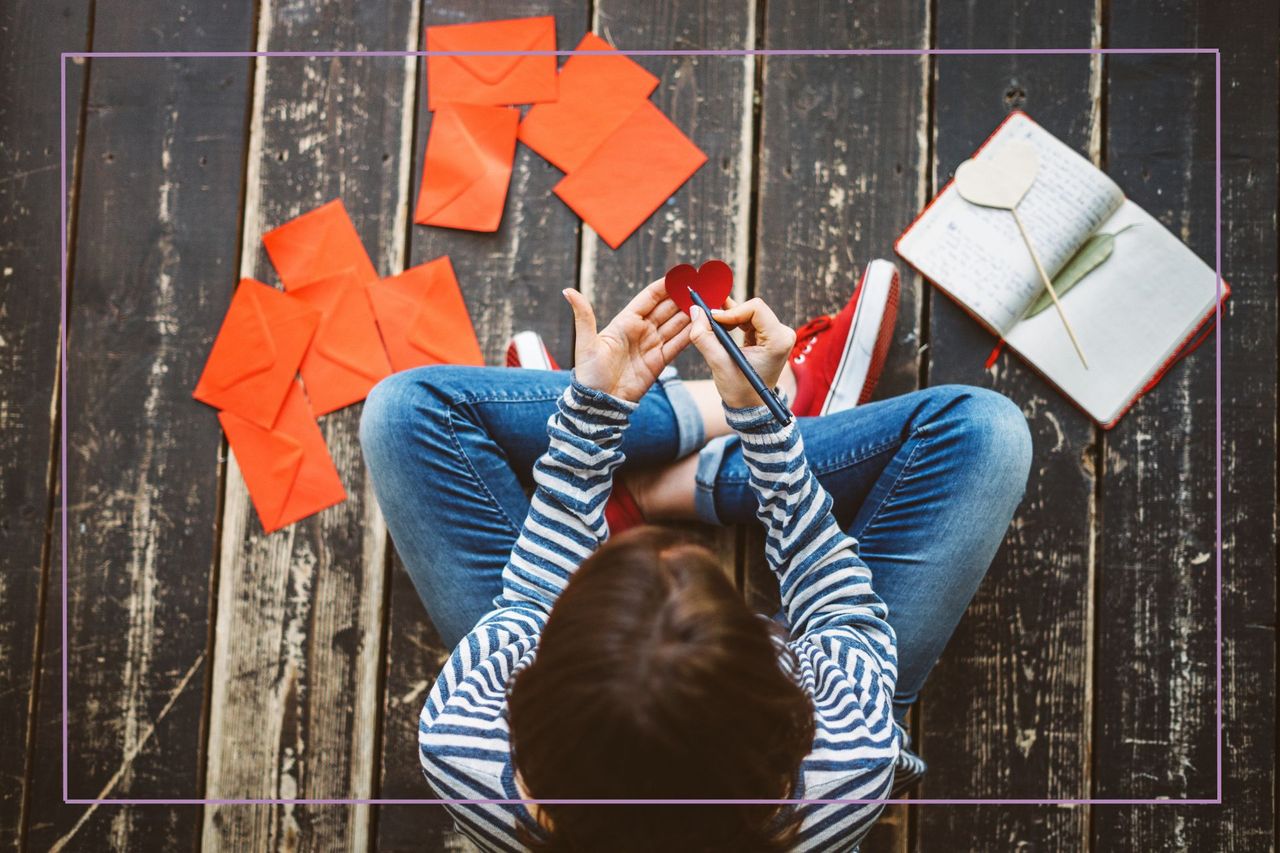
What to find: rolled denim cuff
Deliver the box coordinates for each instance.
[656,365,705,459]
[693,434,738,525]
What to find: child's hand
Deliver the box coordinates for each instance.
[689,297,796,409]
[563,279,692,403]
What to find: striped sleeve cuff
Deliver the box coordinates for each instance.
[557,372,638,444]
[722,387,794,447]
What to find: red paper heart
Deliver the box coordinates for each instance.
[664,260,733,315]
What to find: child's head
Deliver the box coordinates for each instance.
[507,525,814,852]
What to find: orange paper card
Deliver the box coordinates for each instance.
[415,104,519,232]
[426,16,557,109]
[262,199,379,290]
[193,278,320,429]
[553,101,706,249]
[220,380,346,533]
[518,33,660,173]
[287,268,392,415]
[367,257,484,372]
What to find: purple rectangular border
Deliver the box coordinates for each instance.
[59,46,1224,807]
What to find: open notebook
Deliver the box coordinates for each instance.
[896,111,1227,428]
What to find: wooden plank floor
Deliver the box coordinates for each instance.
[4,1,1275,851]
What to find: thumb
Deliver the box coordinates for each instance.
[563,288,597,345]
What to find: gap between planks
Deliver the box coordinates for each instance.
[1083,6,1104,846]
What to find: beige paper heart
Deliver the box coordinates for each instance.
[954,140,1039,210]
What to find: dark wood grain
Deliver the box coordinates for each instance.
[200,3,419,850]
[1093,45,1218,801]
[373,5,588,847]
[581,0,757,380]
[0,2,91,849]
[1206,6,1279,849]
[1092,1,1276,848]
[749,5,930,849]
[917,4,1101,850]
[22,4,257,851]
[3,3,1273,851]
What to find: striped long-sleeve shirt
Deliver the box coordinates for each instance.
[418,377,901,851]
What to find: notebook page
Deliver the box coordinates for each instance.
[898,113,1124,331]
[1004,200,1220,425]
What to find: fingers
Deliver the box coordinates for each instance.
[662,322,693,360]
[655,305,690,342]
[562,288,598,345]
[621,278,670,319]
[710,297,795,355]
[709,296,778,329]
[649,297,681,330]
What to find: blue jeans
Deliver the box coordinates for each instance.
[359,365,1032,718]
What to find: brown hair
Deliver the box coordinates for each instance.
[507,525,815,852]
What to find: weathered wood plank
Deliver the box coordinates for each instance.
[1092,45,1217,801]
[917,5,1101,849]
[201,4,419,850]
[579,0,757,380]
[1207,6,1279,850]
[374,5,588,847]
[0,1,91,848]
[748,6,930,850]
[23,5,258,850]
[1092,2,1275,847]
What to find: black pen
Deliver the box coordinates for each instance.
[688,289,793,426]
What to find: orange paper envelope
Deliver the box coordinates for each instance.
[415,104,519,232]
[220,380,346,533]
[518,33,660,173]
[287,268,392,415]
[367,257,484,372]
[426,16,557,109]
[193,278,320,429]
[553,101,707,249]
[262,199,379,290]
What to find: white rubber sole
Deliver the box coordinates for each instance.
[509,330,554,370]
[820,259,900,416]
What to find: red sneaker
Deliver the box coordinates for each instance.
[789,259,900,417]
[505,330,559,370]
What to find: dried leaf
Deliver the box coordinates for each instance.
[1026,223,1139,318]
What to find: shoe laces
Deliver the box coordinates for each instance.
[791,314,833,363]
